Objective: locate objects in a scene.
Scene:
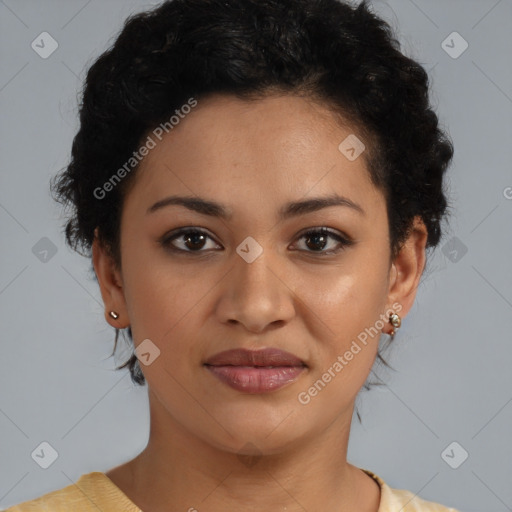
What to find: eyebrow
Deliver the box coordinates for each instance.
[146,193,365,219]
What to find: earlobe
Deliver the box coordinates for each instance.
[386,216,428,318]
[92,229,129,328]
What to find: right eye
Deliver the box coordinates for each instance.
[160,228,222,254]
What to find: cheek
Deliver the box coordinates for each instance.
[299,256,389,339]
[125,268,204,343]
[296,257,389,385]
[120,241,220,370]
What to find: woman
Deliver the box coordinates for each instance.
[5,0,459,510]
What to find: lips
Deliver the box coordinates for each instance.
[204,348,307,393]
[204,348,306,367]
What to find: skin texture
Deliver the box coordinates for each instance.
[93,93,427,512]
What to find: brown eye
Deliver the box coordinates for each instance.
[160,226,354,256]
[294,228,354,255]
[161,228,220,253]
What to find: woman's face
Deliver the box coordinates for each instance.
[96,94,422,455]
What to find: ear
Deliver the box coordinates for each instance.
[385,216,428,326]
[92,228,129,328]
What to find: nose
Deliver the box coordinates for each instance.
[215,247,296,334]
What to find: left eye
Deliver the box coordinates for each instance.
[161,227,353,255]
[293,228,353,255]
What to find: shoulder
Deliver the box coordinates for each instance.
[2,478,87,512]
[361,469,461,512]
[2,472,141,512]
[384,487,460,512]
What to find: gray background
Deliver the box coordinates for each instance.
[0,0,511,511]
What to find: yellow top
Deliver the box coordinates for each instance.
[3,469,460,511]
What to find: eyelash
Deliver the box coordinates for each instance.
[160,227,354,256]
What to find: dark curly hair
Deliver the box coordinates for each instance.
[51,0,454,395]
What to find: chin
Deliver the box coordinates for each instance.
[200,412,310,456]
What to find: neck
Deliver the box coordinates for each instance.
[108,390,380,512]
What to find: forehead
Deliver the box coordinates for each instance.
[124,94,383,218]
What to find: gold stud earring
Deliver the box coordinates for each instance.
[389,312,401,337]
[109,311,119,319]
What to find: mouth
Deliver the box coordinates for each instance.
[204,348,307,393]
